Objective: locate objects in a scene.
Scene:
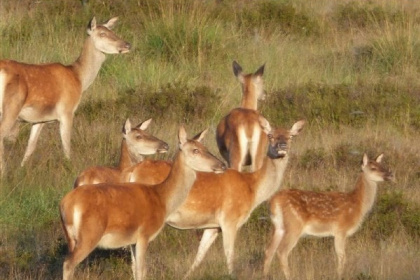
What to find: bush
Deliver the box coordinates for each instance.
[79,83,220,125]
[239,1,320,36]
[261,81,420,128]
[334,1,405,30]
[366,191,420,240]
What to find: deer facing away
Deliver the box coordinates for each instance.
[0,17,131,174]
[263,154,395,279]
[216,61,267,172]
[73,118,169,188]
[60,126,226,280]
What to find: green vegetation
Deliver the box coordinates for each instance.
[0,0,419,279]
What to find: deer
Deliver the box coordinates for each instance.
[59,126,227,280]
[0,16,131,174]
[73,118,169,188]
[263,153,395,280]
[216,61,267,172]
[232,60,266,110]
[125,118,305,278]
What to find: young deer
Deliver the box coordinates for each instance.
[263,154,395,280]
[0,17,131,173]
[216,61,267,172]
[60,126,226,280]
[126,119,305,278]
[73,118,169,188]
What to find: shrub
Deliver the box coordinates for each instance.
[261,81,420,128]
[239,0,320,36]
[366,191,420,240]
[334,1,405,30]
[79,83,220,125]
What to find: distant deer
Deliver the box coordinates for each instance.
[126,119,305,278]
[60,126,226,280]
[232,60,265,110]
[73,118,169,188]
[216,61,267,171]
[0,17,131,174]
[263,154,395,280]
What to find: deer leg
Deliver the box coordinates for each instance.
[264,222,285,276]
[21,123,45,166]
[0,75,25,173]
[62,235,98,280]
[184,228,219,279]
[5,121,20,142]
[222,224,238,275]
[60,115,73,159]
[130,244,136,278]
[334,234,347,279]
[133,238,148,280]
[276,230,301,280]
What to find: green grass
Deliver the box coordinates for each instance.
[0,0,419,279]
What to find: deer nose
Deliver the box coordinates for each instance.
[214,162,227,173]
[277,142,287,150]
[386,171,396,182]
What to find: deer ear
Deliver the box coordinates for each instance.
[375,154,384,163]
[258,116,271,135]
[103,17,119,29]
[123,118,132,135]
[138,118,152,130]
[178,126,188,147]
[290,120,305,136]
[232,61,243,78]
[193,128,208,142]
[87,17,97,35]
[254,63,265,77]
[362,153,369,167]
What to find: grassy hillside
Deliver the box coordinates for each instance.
[0,0,419,279]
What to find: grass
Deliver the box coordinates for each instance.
[0,0,419,279]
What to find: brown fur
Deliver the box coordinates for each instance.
[0,17,131,173]
[263,154,395,279]
[215,61,266,172]
[216,108,269,171]
[127,120,305,277]
[60,127,226,280]
[74,119,168,188]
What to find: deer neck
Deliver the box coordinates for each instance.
[240,89,258,110]
[155,152,197,216]
[118,139,143,171]
[251,155,290,208]
[352,173,378,219]
[72,36,106,92]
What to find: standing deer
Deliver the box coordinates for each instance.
[0,17,131,173]
[60,126,226,280]
[126,119,305,278]
[232,60,265,110]
[216,61,267,171]
[73,118,169,188]
[263,154,395,280]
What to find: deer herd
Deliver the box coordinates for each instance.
[0,17,396,280]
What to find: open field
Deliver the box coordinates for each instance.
[0,0,419,279]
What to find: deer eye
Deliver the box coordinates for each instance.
[99,32,106,37]
[193,149,200,154]
[136,135,142,140]
[268,134,273,139]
